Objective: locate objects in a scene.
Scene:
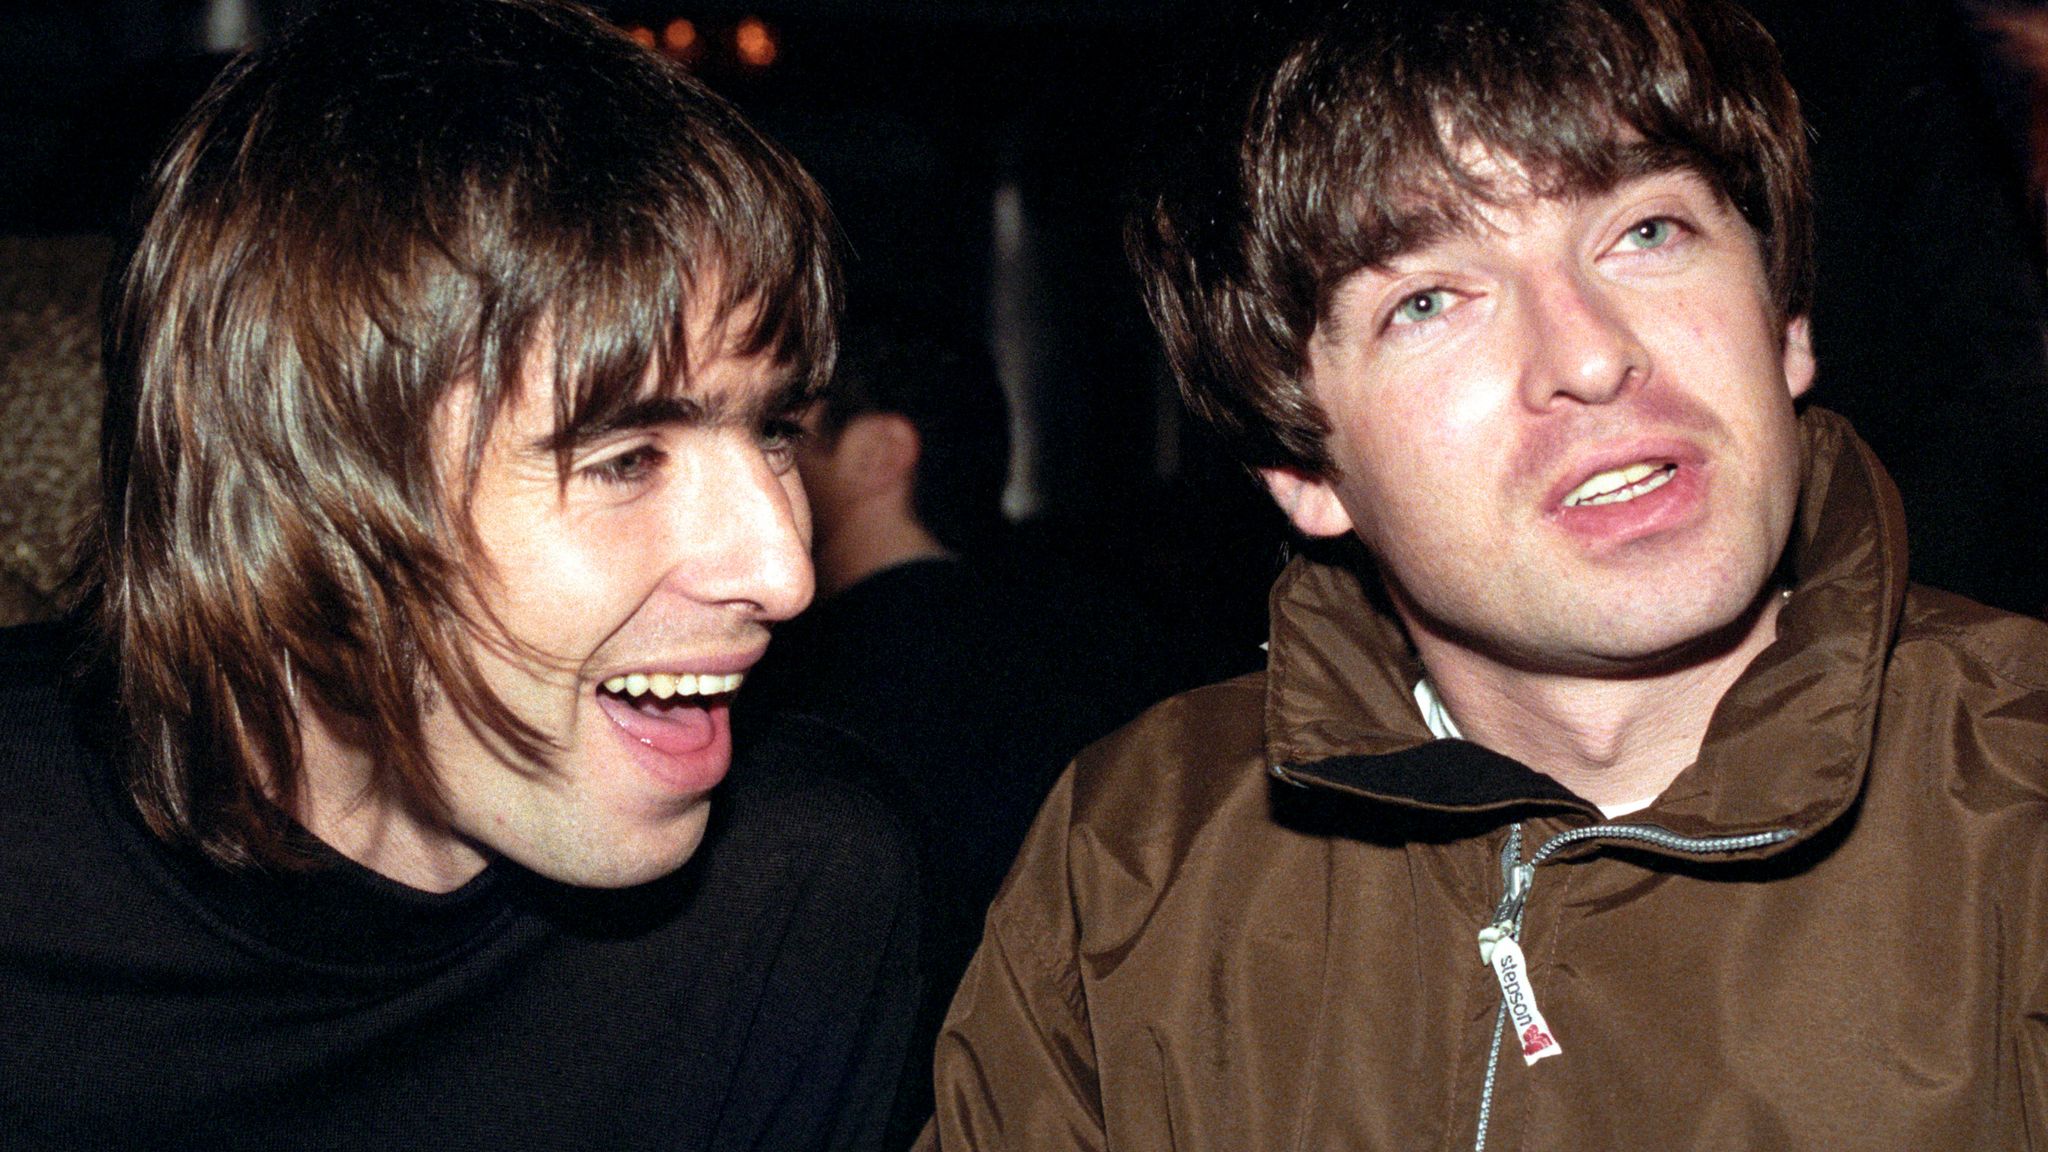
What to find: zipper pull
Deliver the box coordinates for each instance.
[1478,861,1534,960]
[1475,859,1561,1065]
[1485,933,1562,1065]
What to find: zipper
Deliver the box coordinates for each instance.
[1468,819,1795,1152]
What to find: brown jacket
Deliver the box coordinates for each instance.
[920,410,2048,1150]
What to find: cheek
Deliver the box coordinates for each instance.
[1431,370,1503,440]
[476,506,649,643]
[1333,380,1492,495]
[1332,353,1498,457]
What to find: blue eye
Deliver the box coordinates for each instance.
[1620,218,1676,251]
[759,418,808,475]
[1392,289,1451,325]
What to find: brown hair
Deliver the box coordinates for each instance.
[91,0,840,868]
[1129,0,1812,476]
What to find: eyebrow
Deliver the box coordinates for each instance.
[1317,153,1719,345]
[535,365,810,454]
[1370,144,1710,266]
[541,395,704,454]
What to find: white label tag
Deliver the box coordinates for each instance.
[1487,936,1562,1065]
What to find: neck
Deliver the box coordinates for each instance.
[292,704,487,893]
[813,509,952,598]
[1410,589,1786,812]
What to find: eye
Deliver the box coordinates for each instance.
[583,443,666,488]
[1617,217,1681,252]
[1391,288,1453,326]
[758,417,808,475]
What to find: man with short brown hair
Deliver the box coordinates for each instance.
[0,1,918,1146]
[921,1,2048,1147]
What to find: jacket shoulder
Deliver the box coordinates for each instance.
[1025,673,1298,950]
[1067,671,1269,836]
[1894,591,2048,1015]
[1885,586,2048,815]
[1895,584,2048,694]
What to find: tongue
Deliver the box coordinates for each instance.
[598,693,717,755]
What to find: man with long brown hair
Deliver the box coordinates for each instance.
[921,0,2048,1148]
[0,0,918,1146]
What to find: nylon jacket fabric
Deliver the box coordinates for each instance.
[917,408,2048,1150]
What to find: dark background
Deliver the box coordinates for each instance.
[5,0,2047,663]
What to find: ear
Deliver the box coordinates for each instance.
[1782,314,1815,399]
[839,412,922,496]
[1260,467,1356,538]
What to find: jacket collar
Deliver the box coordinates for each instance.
[1264,407,1909,848]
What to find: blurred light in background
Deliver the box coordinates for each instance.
[662,18,698,56]
[734,17,778,68]
[624,24,656,49]
[204,0,257,53]
[990,181,1042,520]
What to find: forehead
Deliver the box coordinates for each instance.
[539,294,805,440]
[1317,164,1759,349]
[540,336,798,450]
[1374,135,1723,255]
[436,299,804,485]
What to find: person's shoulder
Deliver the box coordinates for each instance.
[990,668,1340,974]
[0,618,101,772]
[1058,670,1273,857]
[1884,586,2048,811]
[0,621,133,952]
[1074,669,1267,767]
[717,710,922,890]
[0,618,75,690]
[1894,591,2048,970]
[1894,585,2048,697]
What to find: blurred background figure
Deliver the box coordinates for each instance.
[795,312,1012,600]
[742,310,1188,1140]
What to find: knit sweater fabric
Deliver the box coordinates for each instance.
[0,619,922,1151]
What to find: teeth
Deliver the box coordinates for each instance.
[601,671,746,698]
[1564,462,1671,507]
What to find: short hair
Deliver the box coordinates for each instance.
[90,0,840,868]
[814,314,1010,554]
[1129,0,1812,477]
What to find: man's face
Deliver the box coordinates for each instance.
[1268,166,1814,673]
[423,313,814,888]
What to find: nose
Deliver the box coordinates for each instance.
[673,434,815,622]
[1516,268,1648,410]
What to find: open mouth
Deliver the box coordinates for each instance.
[600,671,744,704]
[597,671,744,721]
[1561,461,1676,508]
[595,671,744,764]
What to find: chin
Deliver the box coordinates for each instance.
[1579,579,1779,671]
[505,803,713,889]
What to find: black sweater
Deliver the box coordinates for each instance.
[0,620,921,1151]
